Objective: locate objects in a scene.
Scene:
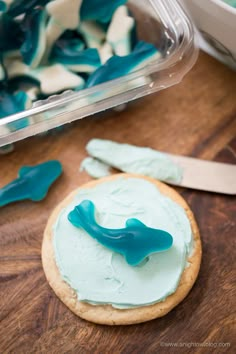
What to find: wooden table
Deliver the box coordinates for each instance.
[0,52,235,353]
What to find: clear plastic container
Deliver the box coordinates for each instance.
[0,0,198,147]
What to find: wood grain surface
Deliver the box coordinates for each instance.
[0,52,235,353]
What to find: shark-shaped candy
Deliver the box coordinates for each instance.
[86,41,161,88]
[80,0,127,23]
[0,13,24,56]
[98,42,113,64]
[7,0,50,17]
[68,200,173,266]
[51,46,101,73]
[77,21,106,49]
[5,57,40,100]
[0,90,32,130]
[53,35,85,55]
[6,59,32,79]
[44,0,83,60]
[31,64,85,95]
[47,0,82,30]
[20,8,47,68]
[107,5,135,56]
[0,160,62,207]
[5,58,41,94]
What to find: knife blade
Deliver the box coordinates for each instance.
[167,154,236,195]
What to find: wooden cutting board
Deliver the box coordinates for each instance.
[0,52,236,353]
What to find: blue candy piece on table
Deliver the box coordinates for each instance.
[86,41,160,88]
[7,0,50,17]
[0,160,63,207]
[68,200,173,267]
[80,0,127,23]
[0,14,24,54]
[51,46,101,73]
[0,90,32,130]
[20,8,47,68]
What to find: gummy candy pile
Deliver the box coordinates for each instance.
[0,0,161,152]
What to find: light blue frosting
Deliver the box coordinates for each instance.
[80,156,111,178]
[86,139,183,183]
[53,177,193,309]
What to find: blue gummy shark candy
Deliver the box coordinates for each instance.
[8,76,40,96]
[53,36,85,55]
[7,0,50,17]
[86,41,160,88]
[80,0,127,23]
[0,90,31,130]
[0,14,24,53]
[51,46,101,73]
[0,160,63,207]
[20,8,47,68]
[68,200,173,267]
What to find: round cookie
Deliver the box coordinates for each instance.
[42,173,202,325]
